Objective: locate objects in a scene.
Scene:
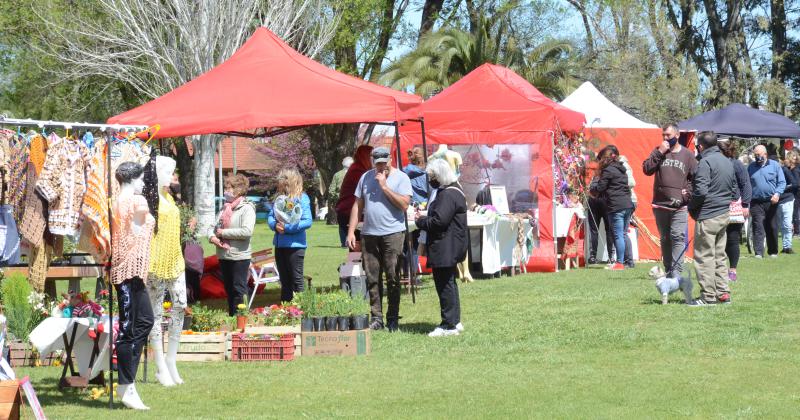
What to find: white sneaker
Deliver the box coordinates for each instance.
[769,254,778,259]
[455,323,464,332]
[428,327,459,337]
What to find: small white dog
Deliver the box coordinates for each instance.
[648,266,693,305]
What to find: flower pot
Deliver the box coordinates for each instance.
[236,315,248,332]
[337,316,350,331]
[312,317,324,332]
[301,318,314,332]
[351,314,368,330]
[324,316,338,331]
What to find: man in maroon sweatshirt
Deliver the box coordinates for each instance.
[643,124,698,278]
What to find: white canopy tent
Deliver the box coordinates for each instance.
[561,82,658,129]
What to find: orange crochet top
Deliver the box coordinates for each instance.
[111,194,155,285]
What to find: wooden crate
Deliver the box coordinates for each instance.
[0,380,21,420]
[160,333,228,362]
[229,326,302,358]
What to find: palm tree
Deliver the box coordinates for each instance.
[381,19,579,99]
[517,39,580,101]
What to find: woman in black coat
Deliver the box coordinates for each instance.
[416,158,467,337]
[719,140,751,281]
[589,145,634,271]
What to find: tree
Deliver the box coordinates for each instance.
[381,18,578,100]
[33,0,337,234]
[305,0,410,216]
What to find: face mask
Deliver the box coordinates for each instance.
[429,180,441,189]
[169,182,181,195]
[224,192,235,202]
[755,156,766,165]
[667,137,678,148]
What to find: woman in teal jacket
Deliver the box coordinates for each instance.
[268,169,313,302]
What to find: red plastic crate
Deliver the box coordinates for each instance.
[230,333,295,361]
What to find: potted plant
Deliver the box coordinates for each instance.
[1,274,49,366]
[335,292,350,331]
[292,290,315,332]
[350,294,370,330]
[322,293,338,331]
[235,296,249,332]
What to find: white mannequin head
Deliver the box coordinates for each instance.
[155,156,177,190]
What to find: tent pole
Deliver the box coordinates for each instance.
[552,131,558,273]
[105,132,114,409]
[395,122,416,304]
[232,137,237,175]
[218,139,224,213]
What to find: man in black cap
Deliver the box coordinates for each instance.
[346,146,413,331]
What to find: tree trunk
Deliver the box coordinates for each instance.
[418,0,444,42]
[192,134,222,236]
[566,0,594,56]
[770,0,787,113]
[306,124,360,219]
[175,138,194,206]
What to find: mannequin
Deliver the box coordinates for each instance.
[147,156,187,386]
[112,162,155,410]
[429,145,463,177]
[429,145,472,282]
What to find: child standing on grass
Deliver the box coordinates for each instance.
[268,169,312,302]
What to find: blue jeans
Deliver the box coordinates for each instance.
[779,200,794,250]
[609,208,633,264]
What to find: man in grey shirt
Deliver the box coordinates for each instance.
[346,147,412,332]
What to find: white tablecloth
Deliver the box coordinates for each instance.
[480,216,533,274]
[29,317,112,380]
[555,205,585,238]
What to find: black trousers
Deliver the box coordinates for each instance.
[587,197,613,261]
[275,248,306,303]
[793,198,800,234]
[432,267,461,329]
[726,222,743,269]
[220,259,251,316]
[115,277,154,385]
[751,200,779,256]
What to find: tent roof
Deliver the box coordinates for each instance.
[108,28,422,138]
[414,63,585,135]
[678,103,800,139]
[560,82,658,129]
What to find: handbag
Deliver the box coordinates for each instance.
[183,241,205,275]
[729,199,745,224]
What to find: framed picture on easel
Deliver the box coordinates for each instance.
[489,185,509,214]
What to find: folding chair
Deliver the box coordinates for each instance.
[248,249,280,309]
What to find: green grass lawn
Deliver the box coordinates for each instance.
[17,222,800,418]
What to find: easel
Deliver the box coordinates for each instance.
[58,322,105,389]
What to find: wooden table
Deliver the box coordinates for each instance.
[2,265,103,296]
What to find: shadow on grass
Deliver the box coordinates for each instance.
[28,376,112,410]
[398,322,440,335]
[640,297,689,305]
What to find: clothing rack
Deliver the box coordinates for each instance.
[1,116,148,409]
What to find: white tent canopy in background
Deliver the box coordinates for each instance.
[561,82,658,129]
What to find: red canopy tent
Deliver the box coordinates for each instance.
[399,64,586,272]
[109,27,422,136]
[109,27,425,300]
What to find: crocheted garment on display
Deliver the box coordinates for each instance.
[35,134,89,236]
[7,137,29,224]
[149,193,185,280]
[78,138,110,261]
[111,194,155,285]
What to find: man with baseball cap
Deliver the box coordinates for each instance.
[346,146,412,332]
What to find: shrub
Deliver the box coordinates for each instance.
[190,304,229,332]
[1,273,41,340]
